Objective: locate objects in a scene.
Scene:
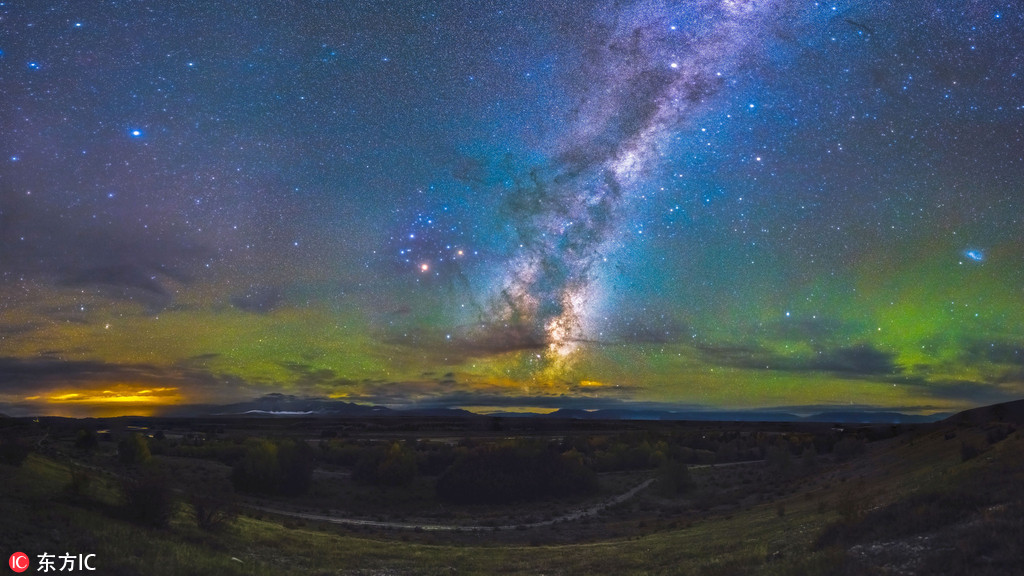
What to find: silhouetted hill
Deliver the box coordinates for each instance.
[941,398,1024,426]
[211,393,393,417]
[804,411,942,424]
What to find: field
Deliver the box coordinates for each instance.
[1,403,1022,575]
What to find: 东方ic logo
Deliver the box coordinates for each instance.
[9,552,29,573]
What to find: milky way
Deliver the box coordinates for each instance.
[483,0,785,360]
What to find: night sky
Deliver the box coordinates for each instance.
[2,0,1023,417]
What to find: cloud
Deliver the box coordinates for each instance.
[696,342,900,376]
[0,187,210,312]
[0,356,251,409]
[61,263,173,310]
[814,345,899,375]
[279,362,360,391]
[346,387,693,412]
[961,340,1024,367]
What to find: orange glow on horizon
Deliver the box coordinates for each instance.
[44,385,183,406]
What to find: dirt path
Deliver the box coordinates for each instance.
[246,477,656,532]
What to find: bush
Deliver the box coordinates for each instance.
[276,439,315,495]
[118,433,151,465]
[231,438,314,496]
[833,436,866,462]
[376,442,417,486]
[0,439,30,466]
[189,478,236,530]
[64,467,93,502]
[353,442,417,487]
[961,440,986,462]
[74,429,98,451]
[658,460,695,496]
[120,468,176,527]
[436,442,597,504]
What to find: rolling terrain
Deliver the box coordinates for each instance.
[1,401,1022,575]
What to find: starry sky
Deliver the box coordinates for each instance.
[2,0,1023,418]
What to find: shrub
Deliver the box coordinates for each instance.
[189,479,236,530]
[658,460,695,496]
[118,433,151,465]
[231,438,314,496]
[961,440,986,462]
[376,442,416,487]
[120,468,176,527]
[0,439,30,466]
[74,429,99,451]
[436,442,597,504]
[833,436,866,462]
[64,467,93,502]
[352,442,416,487]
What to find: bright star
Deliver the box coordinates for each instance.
[964,249,984,262]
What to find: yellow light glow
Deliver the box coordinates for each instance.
[45,385,182,405]
[50,393,81,401]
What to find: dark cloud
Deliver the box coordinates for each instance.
[696,342,900,376]
[0,356,160,391]
[814,345,899,375]
[61,263,173,310]
[382,324,546,365]
[905,379,1021,405]
[0,323,39,337]
[0,187,210,312]
[962,340,1024,367]
[347,387,700,412]
[279,362,360,391]
[0,356,251,404]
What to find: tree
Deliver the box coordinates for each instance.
[231,438,314,496]
[436,442,597,504]
[231,439,280,494]
[118,433,151,465]
[74,428,98,451]
[658,460,695,496]
[276,438,315,496]
[375,442,416,487]
[189,476,236,530]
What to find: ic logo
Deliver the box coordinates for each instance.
[8,552,29,573]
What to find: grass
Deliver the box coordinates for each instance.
[2,420,1022,575]
[0,452,842,575]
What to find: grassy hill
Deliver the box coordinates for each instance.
[1,404,1021,575]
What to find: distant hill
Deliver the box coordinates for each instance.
[6,392,984,423]
[208,393,394,417]
[174,394,959,423]
[506,407,945,423]
[940,398,1024,426]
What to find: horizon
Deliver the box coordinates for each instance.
[2,1,1023,418]
[0,390,979,422]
